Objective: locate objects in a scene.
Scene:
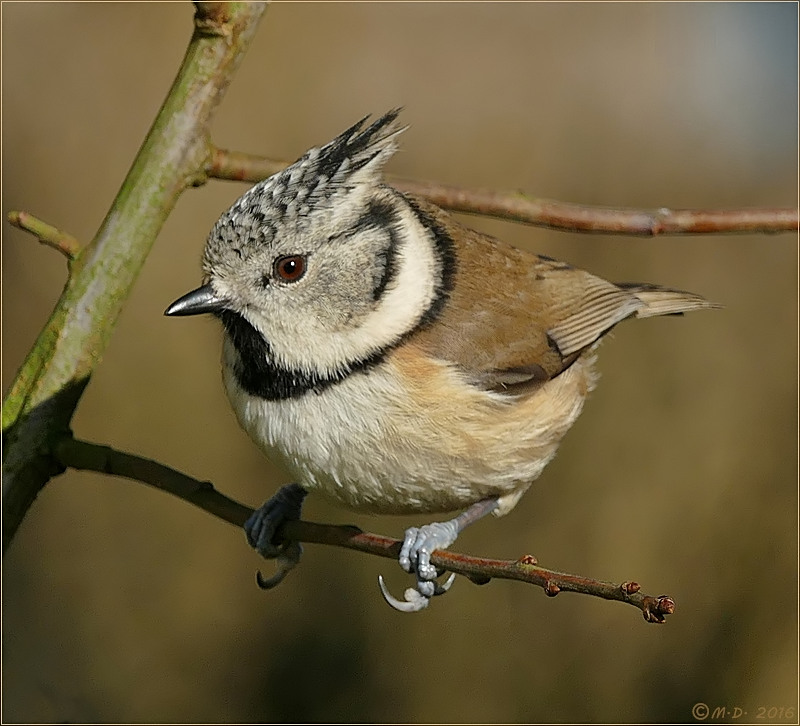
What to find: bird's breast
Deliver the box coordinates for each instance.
[222,340,596,516]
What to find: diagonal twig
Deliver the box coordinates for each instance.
[207,147,798,236]
[7,211,81,262]
[54,436,675,624]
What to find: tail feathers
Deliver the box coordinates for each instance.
[616,282,721,319]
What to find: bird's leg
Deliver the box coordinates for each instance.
[379,496,500,612]
[244,483,307,589]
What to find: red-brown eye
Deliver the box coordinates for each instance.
[273,254,306,282]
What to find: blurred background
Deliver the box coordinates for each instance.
[2,2,797,723]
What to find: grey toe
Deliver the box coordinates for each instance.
[399,520,459,579]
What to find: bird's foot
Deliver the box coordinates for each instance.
[378,520,461,612]
[377,498,500,612]
[245,483,306,589]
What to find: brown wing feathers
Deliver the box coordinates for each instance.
[406,196,718,394]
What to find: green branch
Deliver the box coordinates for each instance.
[7,211,81,262]
[2,2,268,554]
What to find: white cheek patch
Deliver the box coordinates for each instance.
[255,203,440,376]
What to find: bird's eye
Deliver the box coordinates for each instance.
[273,254,306,283]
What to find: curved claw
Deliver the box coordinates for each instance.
[415,572,456,598]
[434,572,457,595]
[377,572,457,613]
[255,541,303,590]
[378,575,430,612]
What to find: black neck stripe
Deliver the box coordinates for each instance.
[400,192,456,327]
[221,193,457,401]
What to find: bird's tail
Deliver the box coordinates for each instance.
[616,282,722,318]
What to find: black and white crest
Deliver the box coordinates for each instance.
[299,109,406,192]
[204,110,406,266]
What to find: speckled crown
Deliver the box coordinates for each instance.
[204,110,406,265]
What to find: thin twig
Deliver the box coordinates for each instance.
[7,211,81,261]
[55,436,675,623]
[396,181,799,236]
[207,148,798,236]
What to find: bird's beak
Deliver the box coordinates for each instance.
[164,284,225,317]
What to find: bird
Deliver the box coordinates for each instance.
[166,109,718,612]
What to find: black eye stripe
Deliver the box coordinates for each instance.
[337,200,401,302]
[369,220,400,302]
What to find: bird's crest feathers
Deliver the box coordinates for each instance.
[210,110,406,254]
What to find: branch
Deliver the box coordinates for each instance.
[55,437,675,624]
[207,148,798,236]
[2,2,268,554]
[7,211,81,262]
[207,147,285,182]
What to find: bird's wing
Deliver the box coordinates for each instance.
[408,203,714,395]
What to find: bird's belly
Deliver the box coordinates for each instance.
[223,353,594,516]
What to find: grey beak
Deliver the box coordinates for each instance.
[165,284,225,316]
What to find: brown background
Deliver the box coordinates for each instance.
[2,2,797,723]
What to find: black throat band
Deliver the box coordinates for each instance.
[220,196,457,401]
